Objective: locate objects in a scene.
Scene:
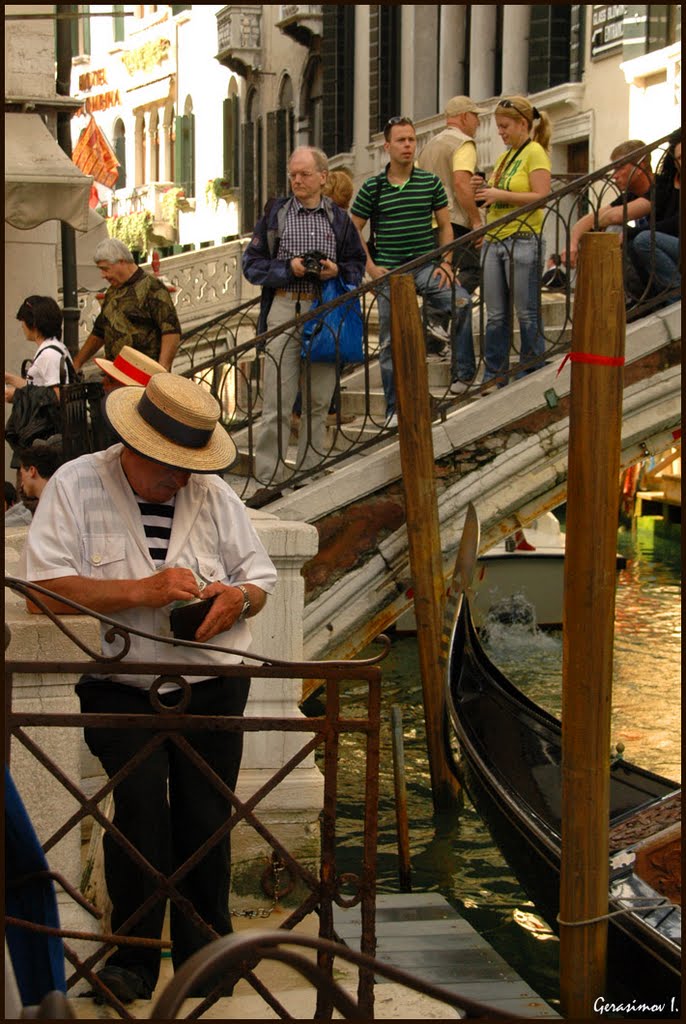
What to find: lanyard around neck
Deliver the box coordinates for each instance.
[492,138,531,188]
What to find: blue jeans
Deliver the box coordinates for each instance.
[481,235,546,383]
[376,263,473,415]
[631,230,680,294]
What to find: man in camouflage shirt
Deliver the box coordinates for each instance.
[73,239,181,372]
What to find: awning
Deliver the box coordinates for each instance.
[4,113,92,232]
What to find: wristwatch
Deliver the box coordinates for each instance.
[235,584,251,621]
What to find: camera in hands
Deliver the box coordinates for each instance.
[300,250,328,278]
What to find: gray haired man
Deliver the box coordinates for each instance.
[417,95,483,295]
[73,238,181,372]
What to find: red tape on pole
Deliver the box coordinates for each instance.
[557,352,626,376]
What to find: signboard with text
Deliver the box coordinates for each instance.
[591,5,626,60]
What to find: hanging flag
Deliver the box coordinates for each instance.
[72,116,120,190]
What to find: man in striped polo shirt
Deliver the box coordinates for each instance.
[351,117,474,422]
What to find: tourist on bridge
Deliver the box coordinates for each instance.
[561,139,653,274]
[416,95,485,295]
[242,145,366,492]
[474,95,552,386]
[350,116,475,421]
[72,239,181,373]
[20,373,277,1005]
[628,129,681,303]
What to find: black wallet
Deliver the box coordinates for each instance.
[170,596,216,641]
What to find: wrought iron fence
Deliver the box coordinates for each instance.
[5,577,521,1020]
[166,132,679,504]
[56,134,679,503]
[4,577,384,1018]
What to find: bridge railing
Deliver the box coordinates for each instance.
[77,134,679,503]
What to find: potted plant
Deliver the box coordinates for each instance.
[205,177,239,209]
[106,210,154,257]
[160,186,193,226]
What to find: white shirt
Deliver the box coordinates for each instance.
[20,445,278,687]
[25,338,72,387]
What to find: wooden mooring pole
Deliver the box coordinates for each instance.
[559,232,625,1018]
[390,275,461,810]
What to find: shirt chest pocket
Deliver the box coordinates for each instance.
[196,555,226,584]
[83,535,127,577]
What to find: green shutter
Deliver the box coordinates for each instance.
[187,111,195,198]
[113,5,125,43]
[175,114,186,189]
[241,121,255,233]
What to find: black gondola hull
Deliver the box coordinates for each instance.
[447,594,681,1011]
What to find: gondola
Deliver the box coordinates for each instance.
[444,506,681,1009]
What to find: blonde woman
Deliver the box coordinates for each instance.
[474,96,552,385]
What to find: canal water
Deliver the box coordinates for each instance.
[306,522,681,1015]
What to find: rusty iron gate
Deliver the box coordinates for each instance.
[4,577,386,1019]
[5,577,518,1021]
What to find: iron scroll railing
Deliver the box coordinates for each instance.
[4,577,385,1018]
[59,134,678,497]
[165,132,679,504]
[4,577,522,1019]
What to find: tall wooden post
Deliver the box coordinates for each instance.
[390,275,460,809]
[559,232,625,1017]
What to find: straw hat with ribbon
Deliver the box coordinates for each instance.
[105,373,236,472]
[95,345,166,387]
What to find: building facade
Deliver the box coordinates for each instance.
[64,4,681,256]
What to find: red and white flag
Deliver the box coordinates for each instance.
[72,116,120,190]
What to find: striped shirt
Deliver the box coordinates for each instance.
[136,496,175,565]
[351,166,448,269]
[276,198,337,296]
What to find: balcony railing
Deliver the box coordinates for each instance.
[216,5,262,76]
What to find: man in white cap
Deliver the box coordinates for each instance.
[417,95,483,295]
[20,374,277,1005]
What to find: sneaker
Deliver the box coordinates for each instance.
[91,965,153,1005]
[449,379,470,395]
[385,413,398,428]
[425,348,446,362]
[426,321,451,345]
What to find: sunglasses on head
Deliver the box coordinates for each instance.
[499,99,540,122]
[384,116,414,138]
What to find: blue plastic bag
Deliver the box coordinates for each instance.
[301,277,364,364]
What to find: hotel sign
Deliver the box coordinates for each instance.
[591,5,625,60]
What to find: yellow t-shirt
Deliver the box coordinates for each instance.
[429,141,479,229]
[453,139,477,175]
[486,140,550,239]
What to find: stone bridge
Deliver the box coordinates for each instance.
[263,303,681,662]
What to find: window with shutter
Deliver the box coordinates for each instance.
[528,6,571,93]
[322,6,355,156]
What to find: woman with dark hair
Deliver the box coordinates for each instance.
[629,129,681,301]
[5,296,73,403]
[473,95,552,386]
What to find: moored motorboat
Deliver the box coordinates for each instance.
[471,512,628,629]
[444,511,681,1009]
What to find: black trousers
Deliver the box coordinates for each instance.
[77,675,250,989]
[434,223,482,295]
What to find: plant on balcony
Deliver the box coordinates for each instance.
[106,210,154,257]
[205,177,239,210]
[160,186,192,227]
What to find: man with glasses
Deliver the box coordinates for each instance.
[417,96,484,295]
[351,117,474,424]
[242,146,365,496]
